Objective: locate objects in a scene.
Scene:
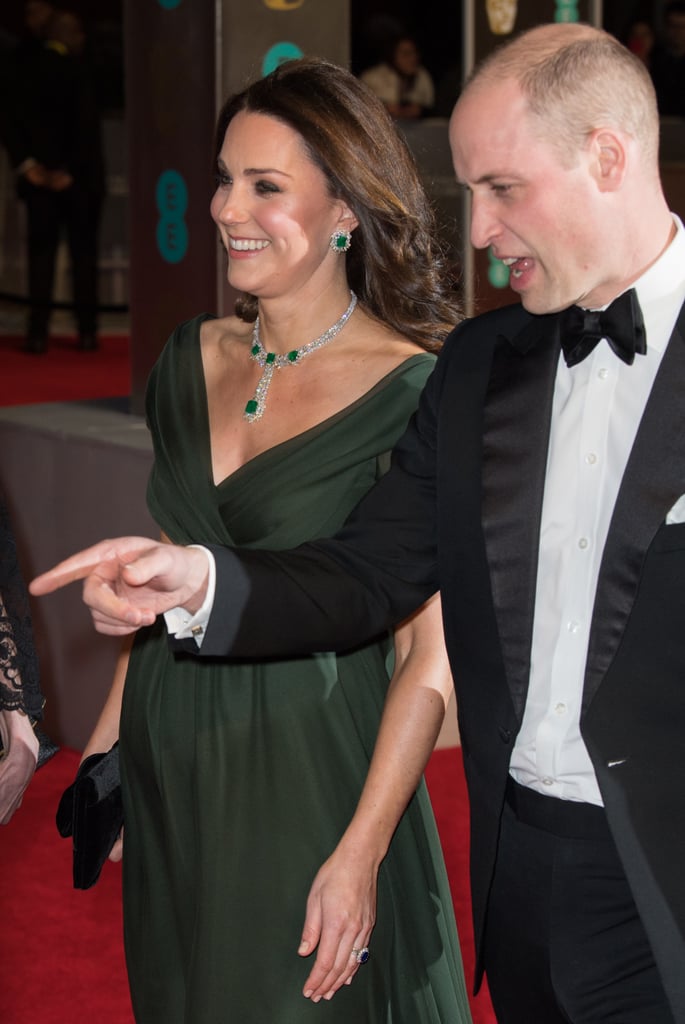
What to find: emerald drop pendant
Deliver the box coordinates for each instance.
[243,291,357,423]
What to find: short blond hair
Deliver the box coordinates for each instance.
[467,23,660,168]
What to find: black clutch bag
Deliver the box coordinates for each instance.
[36,727,59,768]
[56,742,124,890]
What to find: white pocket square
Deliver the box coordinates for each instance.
[666,494,685,525]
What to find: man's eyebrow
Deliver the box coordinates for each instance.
[472,173,512,185]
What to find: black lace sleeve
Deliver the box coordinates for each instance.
[0,493,43,720]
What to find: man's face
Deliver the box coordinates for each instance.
[449,80,609,313]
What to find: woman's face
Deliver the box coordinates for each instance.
[210,111,353,302]
[393,39,420,76]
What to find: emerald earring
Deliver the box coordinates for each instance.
[330,229,352,254]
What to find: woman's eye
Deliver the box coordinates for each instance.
[215,171,231,188]
[255,180,280,195]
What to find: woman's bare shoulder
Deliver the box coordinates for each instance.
[200,313,253,349]
[348,309,433,369]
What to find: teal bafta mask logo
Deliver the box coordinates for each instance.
[488,249,510,289]
[262,41,304,76]
[554,0,579,22]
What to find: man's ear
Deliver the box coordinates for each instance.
[588,128,628,192]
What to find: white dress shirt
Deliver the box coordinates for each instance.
[163,545,215,644]
[509,215,685,804]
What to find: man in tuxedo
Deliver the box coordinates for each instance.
[3,9,104,353]
[31,23,685,1024]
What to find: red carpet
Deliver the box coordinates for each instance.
[426,747,495,1024]
[0,333,131,406]
[0,746,495,1024]
[0,749,133,1024]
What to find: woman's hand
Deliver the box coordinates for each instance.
[297,593,452,1001]
[0,710,39,824]
[298,843,377,1002]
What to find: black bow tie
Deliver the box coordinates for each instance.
[559,288,647,368]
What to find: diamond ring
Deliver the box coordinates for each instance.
[351,946,370,965]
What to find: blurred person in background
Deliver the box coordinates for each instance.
[0,491,56,824]
[361,32,435,120]
[3,9,105,354]
[625,17,655,67]
[649,0,685,116]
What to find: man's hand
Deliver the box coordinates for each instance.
[29,537,210,636]
[0,711,39,824]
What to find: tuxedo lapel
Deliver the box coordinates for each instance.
[584,306,685,710]
[481,314,560,719]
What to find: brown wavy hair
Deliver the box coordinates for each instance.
[214,57,461,351]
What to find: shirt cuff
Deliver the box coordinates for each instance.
[162,545,216,648]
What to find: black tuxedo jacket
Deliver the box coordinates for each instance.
[2,42,104,195]
[186,302,685,1017]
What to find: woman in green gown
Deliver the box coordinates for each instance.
[37,59,472,1023]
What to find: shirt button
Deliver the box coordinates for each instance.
[554,702,567,715]
[585,452,597,465]
[541,777,554,786]
[598,367,609,380]
[578,537,589,549]
[567,620,581,633]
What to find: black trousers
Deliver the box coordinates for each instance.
[22,182,102,340]
[483,779,674,1024]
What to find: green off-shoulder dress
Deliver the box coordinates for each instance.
[120,315,472,1024]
